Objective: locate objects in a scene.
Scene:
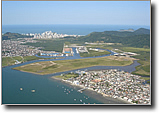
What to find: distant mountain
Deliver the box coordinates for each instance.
[134,28,150,35]
[2,32,34,40]
[78,28,150,48]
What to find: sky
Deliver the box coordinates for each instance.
[2,1,150,26]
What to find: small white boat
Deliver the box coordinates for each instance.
[31,90,35,92]
[20,88,23,91]
[74,99,76,101]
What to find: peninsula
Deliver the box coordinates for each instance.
[13,56,136,75]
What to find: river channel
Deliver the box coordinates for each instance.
[2,48,144,104]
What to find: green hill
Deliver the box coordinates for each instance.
[2,32,33,40]
[78,28,150,48]
[134,28,150,35]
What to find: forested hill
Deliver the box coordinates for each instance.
[2,32,34,40]
[78,28,150,48]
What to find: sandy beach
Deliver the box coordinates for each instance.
[51,76,132,104]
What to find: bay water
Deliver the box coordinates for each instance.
[2,24,144,104]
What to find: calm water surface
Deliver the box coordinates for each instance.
[2,49,140,104]
[2,24,150,35]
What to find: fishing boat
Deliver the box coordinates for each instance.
[31,90,35,92]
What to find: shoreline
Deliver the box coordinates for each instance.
[11,58,136,75]
[51,76,132,104]
[12,68,46,75]
[12,63,132,76]
[2,56,65,68]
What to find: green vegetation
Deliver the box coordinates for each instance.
[84,44,150,76]
[147,81,150,84]
[23,56,43,62]
[78,28,150,48]
[86,44,116,50]
[132,53,150,76]
[22,39,83,52]
[2,32,33,40]
[13,56,134,75]
[2,57,21,67]
[4,28,150,76]
[21,39,64,52]
[55,73,79,80]
[140,77,150,81]
[121,48,150,76]
[2,56,63,67]
[119,47,150,53]
[79,48,111,57]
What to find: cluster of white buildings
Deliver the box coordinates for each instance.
[63,69,150,104]
[40,51,64,57]
[76,46,88,53]
[89,48,105,52]
[34,31,80,39]
[21,33,35,36]
[2,39,42,57]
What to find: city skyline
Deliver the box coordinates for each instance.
[2,1,150,26]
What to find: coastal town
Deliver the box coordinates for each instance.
[2,31,81,58]
[2,38,42,57]
[34,31,81,39]
[57,69,150,104]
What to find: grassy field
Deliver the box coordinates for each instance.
[54,73,79,80]
[21,39,83,52]
[21,39,65,52]
[140,77,150,81]
[2,56,63,67]
[79,48,111,57]
[116,47,150,76]
[13,56,135,75]
[86,44,150,76]
[86,44,114,50]
[2,56,23,67]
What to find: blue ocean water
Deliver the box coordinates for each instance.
[2,24,150,35]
